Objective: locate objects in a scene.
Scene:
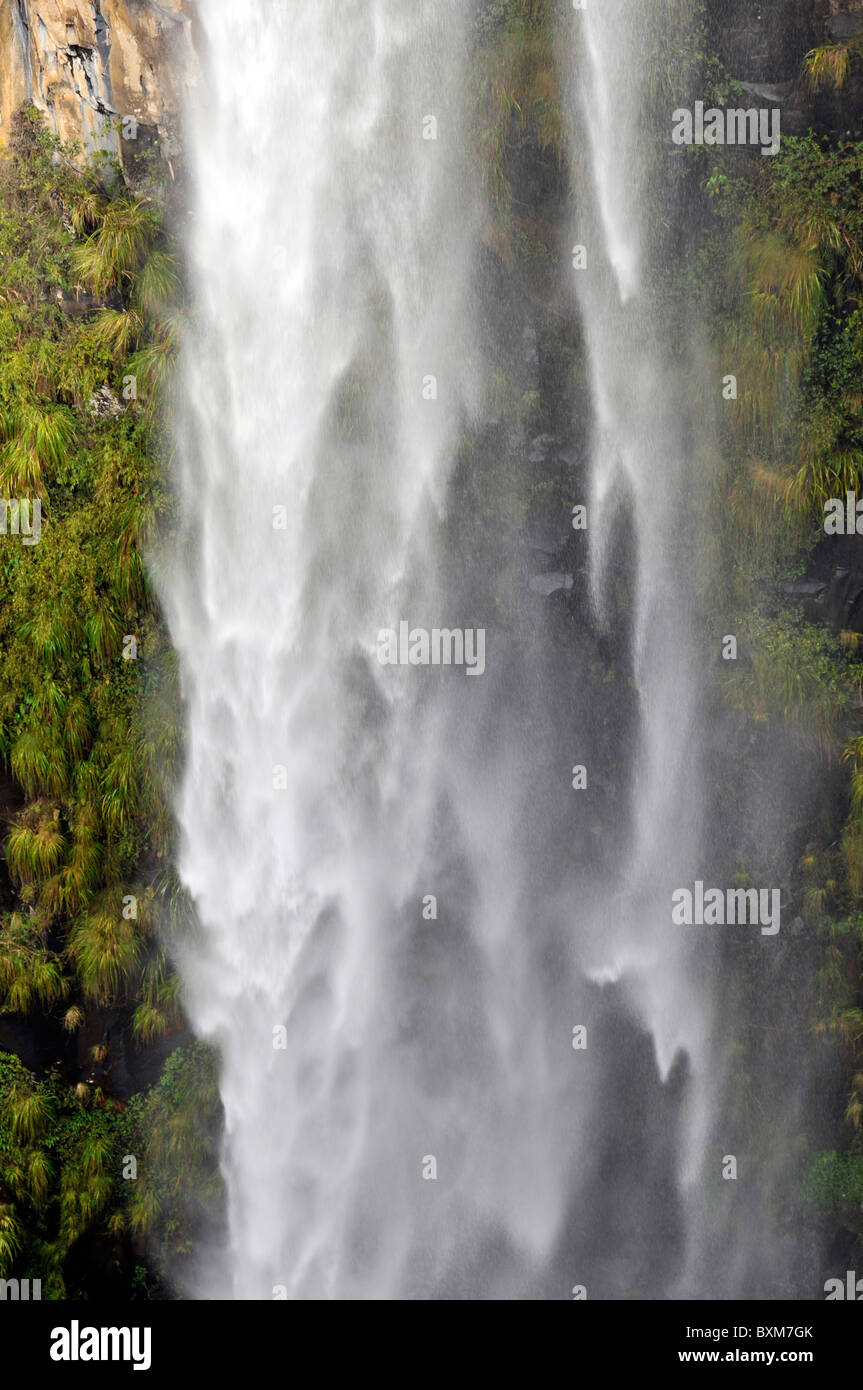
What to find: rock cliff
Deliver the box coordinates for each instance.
[0,0,198,175]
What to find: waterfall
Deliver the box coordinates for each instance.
[566,0,715,1215]
[160,0,807,1301]
[563,2,821,1299]
[162,0,524,1299]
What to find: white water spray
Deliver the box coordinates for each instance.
[566,0,714,1183]
[161,0,721,1300]
[163,0,594,1300]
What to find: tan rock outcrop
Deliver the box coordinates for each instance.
[0,0,198,170]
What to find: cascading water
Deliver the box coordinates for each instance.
[565,0,714,1205]
[160,0,494,1298]
[159,0,818,1301]
[562,1,826,1299]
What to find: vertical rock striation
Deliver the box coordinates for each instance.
[0,1,198,174]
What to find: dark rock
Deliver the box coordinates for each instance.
[779,578,828,601]
[521,326,539,370]
[779,533,863,632]
[0,1012,67,1076]
[827,14,863,41]
[528,571,574,596]
[737,80,810,135]
[710,0,821,84]
[525,515,569,556]
[527,433,557,465]
[55,285,123,318]
[739,80,796,103]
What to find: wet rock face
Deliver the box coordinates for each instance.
[829,9,863,39]
[704,0,863,139]
[707,0,854,83]
[0,1,199,176]
[782,534,863,635]
[714,0,817,82]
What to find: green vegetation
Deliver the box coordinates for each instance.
[474,0,563,205]
[0,1044,220,1297]
[805,33,863,94]
[683,83,863,1259]
[123,1043,223,1269]
[0,108,211,1296]
[721,611,863,755]
[0,108,185,1027]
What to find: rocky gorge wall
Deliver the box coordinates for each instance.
[1,2,861,177]
[0,1,198,178]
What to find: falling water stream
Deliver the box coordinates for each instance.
[569,0,713,1202]
[160,0,815,1300]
